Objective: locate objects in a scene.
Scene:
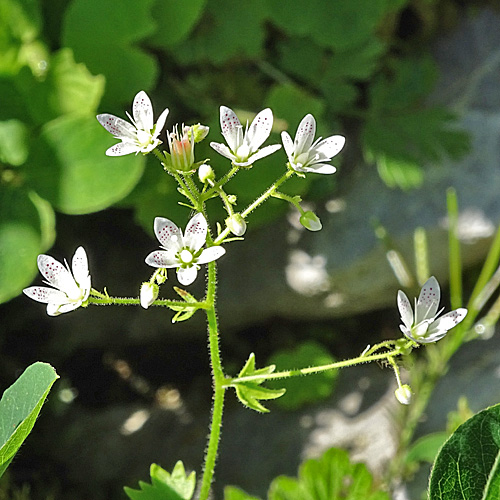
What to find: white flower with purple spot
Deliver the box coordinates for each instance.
[97,91,169,156]
[210,106,281,167]
[145,213,225,286]
[397,276,467,344]
[23,247,91,316]
[281,114,345,174]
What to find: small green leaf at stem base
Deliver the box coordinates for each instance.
[232,353,286,413]
[124,461,195,500]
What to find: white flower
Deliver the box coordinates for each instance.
[397,276,467,344]
[97,91,169,156]
[210,106,281,167]
[23,246,91,316]
[145,213,225,285]
[281,114,345,174]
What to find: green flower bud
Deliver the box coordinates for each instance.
[189,123,210,143]
[140,282,159,309]
[395,384,412,405]
[198,163,215,184]
[226,214,247,236]
[299,211,322,231]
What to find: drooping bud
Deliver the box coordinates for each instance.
[226,213,247,236]
[189,123,210,143]
[198,163,215,184]
[395,384,412,405]
[299,211,322,231]
[140,282,159,309]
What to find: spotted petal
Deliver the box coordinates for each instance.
[72,247,89,286]
[154,217,183,252]
[210,142,236,162]
[184,213,207,252]
[397,290,413,331]
[220,106,242,152]
[132,91,154,131]
[105,141,140,157]
[23,286,67,305]
[281,131,294,159]
[415,276,440,323]
[242,144,281,166]
[97,114,136,140]
[246,108,273,152]
[298,163,337,175]
[426,308,468,339]
[314,135,345,159]
[145,249,179,268]
[37,255,77,295]
[294,114,316,154]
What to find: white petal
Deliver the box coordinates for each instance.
[397,290,413,330]
[46,303,63,316]
[427,308,468,337]
[281,131,294,160]
[97,114,136,139]
[246,108,273,151]
[155,107,170,136]
[56,301,83,315]
[184,213,208,252]
[145,250,179,268]
[177,265,198,285]
[23,286,67,305]
[416,276,440,323]
[154,217,183,252]
[298,163,337,174]
[210,142,236,162]
[220,106,241,152]
[72,247,89,287]
[314,135,345,158]
[197,246,226,265]
[132,91,154,131]
[294,114,316,154]
[106,141,140,156]
[37,254,75,293]
[245,144,281,164]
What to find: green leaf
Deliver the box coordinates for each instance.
[232,353,286,413]
[0,119,29,166]
[24,114,145,214]
[405,432,448,465]
[224,486,261,500]
[429,403,500,500]
[268,341,338,410]
[124,461,195,500]
[173,0,268,64]
[268,448,390,500]
[169,287,198,323]
[0,362,59,478]
[0,187,55,303]
[375,155,424,190]
[62,0,158,108]
[148,0,207,47]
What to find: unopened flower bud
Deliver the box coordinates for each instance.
[227,195,237,204]
[198,164,215,184]
[189,123,210,143]
[226,214,247,236]
[299,211,322,231]
[140,282,159,309]
[395,384,412,405]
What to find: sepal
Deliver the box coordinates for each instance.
[232,353,286,413]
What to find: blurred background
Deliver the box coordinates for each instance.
[2,0,500,498]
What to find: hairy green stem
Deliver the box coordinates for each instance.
[199,261,226,500]
[88,295,208,309]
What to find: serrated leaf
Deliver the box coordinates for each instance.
[0,362,59,478]
[429,403,500,500]
[148,0,207,47]
[24,114,145,214]
[268,341,338,410]
[268,448,390,500]
[124,461,195,500]
[62,0,158,108]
